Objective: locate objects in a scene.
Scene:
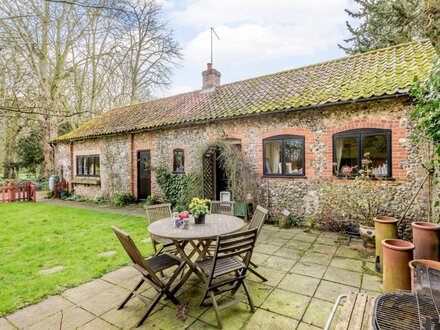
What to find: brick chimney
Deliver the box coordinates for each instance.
[202,63,221,89]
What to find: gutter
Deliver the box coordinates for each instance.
[53,93,409,143]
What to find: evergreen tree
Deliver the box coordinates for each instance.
[340,0,440,54]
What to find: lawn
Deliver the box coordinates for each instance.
[0,202,152,316]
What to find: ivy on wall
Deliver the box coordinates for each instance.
[155,166,197,208]
[411,52,440,218]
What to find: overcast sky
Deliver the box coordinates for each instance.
[157,0,357,97]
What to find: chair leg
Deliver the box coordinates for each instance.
[248,265,268,282]
[209,290,222,329]
[242,281,256,313]
[135,291,164,328]
[249,260,258,268]
[152,241,158,255]
[118,278,145,309]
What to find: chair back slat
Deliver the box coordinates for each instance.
[210,201,235,216]
[146,204,172,225]
[248,205,268,237]
[214,228,257,261]
[112,226,154,277]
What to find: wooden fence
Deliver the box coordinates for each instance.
[1,182,36,203]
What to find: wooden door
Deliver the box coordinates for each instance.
[137,150,151,200]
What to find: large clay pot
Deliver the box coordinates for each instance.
[408,259,440,292]
[382,239,414,292]
[374,216,399,272]
[359,224,375,248]
[411,222,440,261]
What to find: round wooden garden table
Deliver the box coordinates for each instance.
[148,214,245,295]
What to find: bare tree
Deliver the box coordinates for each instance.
[0,0,181,176]
[117,0,182,103]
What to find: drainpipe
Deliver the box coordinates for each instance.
[129,133,134,195]
[69,142,73,179]
[49,142,56,176]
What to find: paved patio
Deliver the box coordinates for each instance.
[2,226,382,330]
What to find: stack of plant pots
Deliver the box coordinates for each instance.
[381,221,440,292]
[374,216,399,272]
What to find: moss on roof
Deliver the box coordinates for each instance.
[55,40,437,142]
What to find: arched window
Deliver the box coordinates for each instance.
[263,135,305,177]
[333,129,391,177]
[173,149,185,173]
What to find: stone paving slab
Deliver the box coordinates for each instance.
[77,317,119,330]
[0,318,15,330]
[261,288,311,320]
[242,308,298,329]
[6,296,73,329]
[23,305,95,330]
[278,273,320,297]
[4,225,381,329]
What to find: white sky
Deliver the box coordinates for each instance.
[157,0,357,97]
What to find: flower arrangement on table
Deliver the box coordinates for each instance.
[188,198,210,224]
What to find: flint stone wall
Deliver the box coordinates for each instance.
[55,98,435,227]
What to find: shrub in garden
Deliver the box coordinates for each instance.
[112,192,135,207]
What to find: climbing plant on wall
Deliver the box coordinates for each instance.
[192,140,263,207]
[411,53,440,219]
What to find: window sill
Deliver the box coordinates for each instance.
[262,175,307,179]
[71,177,101,185]
[333,175,395,181]
[172,171,185,175]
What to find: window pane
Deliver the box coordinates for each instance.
[284,139,304,175]
[77,157,82,175]
[174,150,184,172]
[88,157,94,176]
[83,157,88,175]
[335,136,358,175]
[364,135,388,176]
[95,157,100,175]
[264,141,282,174]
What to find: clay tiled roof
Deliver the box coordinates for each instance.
[55,40,437,142]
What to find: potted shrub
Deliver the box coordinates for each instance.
[189,198,210,224]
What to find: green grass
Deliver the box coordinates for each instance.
[0,202,152,316]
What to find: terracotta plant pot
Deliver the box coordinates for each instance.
[382,239,414,292]
[408,259,440,292]
[359,224,375,248]
[411,222,440,261]
[194,214,206,225]
[374,216,399,272]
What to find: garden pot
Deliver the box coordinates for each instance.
[359,224,375,248]
[411,222,440,261]
[382,239,414,292]
[408,259,440,292]
[194,214,206,225]
[345,226,360,236]
[374,216,399,272]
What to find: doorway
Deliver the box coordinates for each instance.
[202,143,241,200]
[137,150,151,201]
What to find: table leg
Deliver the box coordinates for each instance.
[171,239,213,295]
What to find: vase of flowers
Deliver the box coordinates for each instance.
[189,198,210,224]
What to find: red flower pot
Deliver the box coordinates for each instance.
[411,222,440,261]
[382,239,414,292]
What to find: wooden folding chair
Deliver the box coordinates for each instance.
[145,203,174,255]
[244,205,269,282]
[112,226,185,327]
[195,228,258,329]
[210,201,235,216]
